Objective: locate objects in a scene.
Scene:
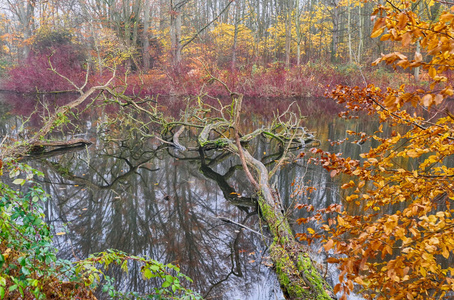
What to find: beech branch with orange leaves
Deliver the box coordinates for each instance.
[297,3,454,299]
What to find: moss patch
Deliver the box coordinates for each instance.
[271,243,311,299]
[258,195,333,299]
[297,253,333,300]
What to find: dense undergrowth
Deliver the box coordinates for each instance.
[0,28,427,98]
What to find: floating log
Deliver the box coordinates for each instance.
[28,138,92,154]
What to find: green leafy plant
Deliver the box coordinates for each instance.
[0,160,86,299]
[76,250,202,300]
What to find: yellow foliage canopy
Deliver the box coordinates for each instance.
[210,22,254,62]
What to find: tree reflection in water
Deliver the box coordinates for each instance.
[34,130,286,299]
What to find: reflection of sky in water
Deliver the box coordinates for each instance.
[0,93,375,299]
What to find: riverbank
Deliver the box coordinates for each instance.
[0,61,424,98]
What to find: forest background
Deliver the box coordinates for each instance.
[0,0,435,96]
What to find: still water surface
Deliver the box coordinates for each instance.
[0,93,370,299]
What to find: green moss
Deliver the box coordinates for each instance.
[257,194,333,300]
[297,253,333,300]
[198,137,229,148]
[214,138,229,147]
[271,243,311,299]
[257,198,293,241]
[50,162,70,176]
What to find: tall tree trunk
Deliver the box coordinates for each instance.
[130,0,142,71]
[284,0,293,68]
[143,0,152,72]
[331,2,339,63]
[123,0,132,70]
[414,40,420,81]
[131,0,141,48]
[23,0,35,59]
[91,22,103,76]
[357,4,362,63]
[170,1,184,66]
[260,0,268,63]
[347,0,353,63]
[231,2,239,71]
[159,0,166,31]
[295,0,302,66]
[175,10,182,64]
[305,0,314,62]
[170,9,177,64]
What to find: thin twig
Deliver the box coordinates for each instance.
[180,0,234,49]
[217,216,271,240]
[0,135,8,147]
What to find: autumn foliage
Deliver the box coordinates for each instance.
[296,2,454,300]
[0,0,421,96]
[5,30,86,93]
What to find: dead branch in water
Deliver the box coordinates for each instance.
[99,71,333,299]
[1,71,115,159]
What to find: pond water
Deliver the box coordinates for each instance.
[0,92,372,300]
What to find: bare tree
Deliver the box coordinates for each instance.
[6,0,36,60]
[169,0,190,65]
[143,0,152,71]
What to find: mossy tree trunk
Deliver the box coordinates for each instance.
[196,93,333,300]
[232,143,333,300]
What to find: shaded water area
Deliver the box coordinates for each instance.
[0,92,372,299]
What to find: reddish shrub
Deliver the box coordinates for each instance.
[5,32,86,93]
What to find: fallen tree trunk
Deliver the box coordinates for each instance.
[3,138,93,159]
[194,94,333,299]
[28,138,92,153]
[239,146,333,299]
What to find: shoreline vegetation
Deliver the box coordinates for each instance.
[0,61,429,99]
